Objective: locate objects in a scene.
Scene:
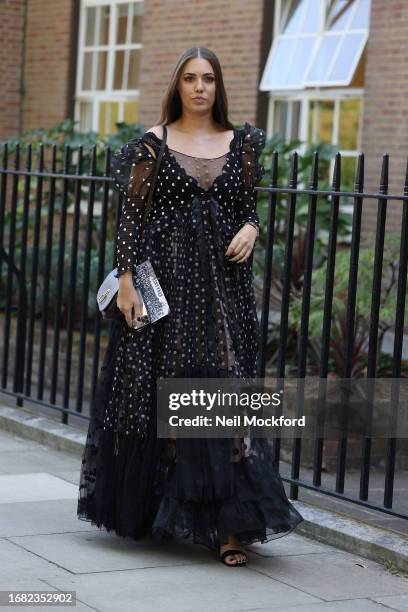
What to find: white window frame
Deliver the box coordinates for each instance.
[268,88,363,144]
[261,0,370,91]
[74,0,143,133]
[264,1,366,156]
[267,88,364,183]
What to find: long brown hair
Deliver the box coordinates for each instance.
[156,47,234,130]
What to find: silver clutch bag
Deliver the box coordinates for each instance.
[96,260,170,331]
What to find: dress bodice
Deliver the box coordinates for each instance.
[111,122,266,278]
[167,148,228,192]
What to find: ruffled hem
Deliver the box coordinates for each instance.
[77,418,170,539]
[149,435,304,551]
[151,494,304,552]
[77,419,304,552]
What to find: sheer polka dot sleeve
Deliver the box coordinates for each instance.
[110,137,156,277]
[235,122,266,231]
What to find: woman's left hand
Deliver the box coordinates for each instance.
[225,224,258,264]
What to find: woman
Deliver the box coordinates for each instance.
[78,46,304,567]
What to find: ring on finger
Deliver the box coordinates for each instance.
[232,249,248,262]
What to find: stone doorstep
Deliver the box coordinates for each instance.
[0,404,86,455]
[0,402,407,574]
[294,503,408,574]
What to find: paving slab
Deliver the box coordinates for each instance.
[0,578,96,611]
[262,601,407,611]
[1,421,408,612]
[0,499,95,537]
[0,473,78,504]
[8,530,219,574]
[0,538,70,582]
[248,551,408,600]
[0,448,80,475]
[43,563,321,612]
[370,594,408,611]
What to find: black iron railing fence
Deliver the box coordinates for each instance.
[257,150,408,519]
[0,142,407,521]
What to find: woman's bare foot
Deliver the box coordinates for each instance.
[219,535,247,565]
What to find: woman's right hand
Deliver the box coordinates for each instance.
[117,272,144,328]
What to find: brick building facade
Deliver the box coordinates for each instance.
[0,0,407,232]
[0,0,76,137]
[0,0,266,137]
[139,0,265,129]
[0,0,25,139]
[360,0,408,233]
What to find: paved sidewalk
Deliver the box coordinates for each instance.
[0,429,408,612]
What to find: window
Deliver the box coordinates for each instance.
[75,0,143,135]
[260,0,370,90]
[272,100,302,143]
[261,0,370,188]
[269,92,362,188]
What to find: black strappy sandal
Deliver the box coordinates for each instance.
[219,547,247,567]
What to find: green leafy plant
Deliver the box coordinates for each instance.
[0,119,140,323]
[256,135,352,241]
[287,231,408,376]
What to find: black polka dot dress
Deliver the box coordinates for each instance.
[77,122,304,551]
